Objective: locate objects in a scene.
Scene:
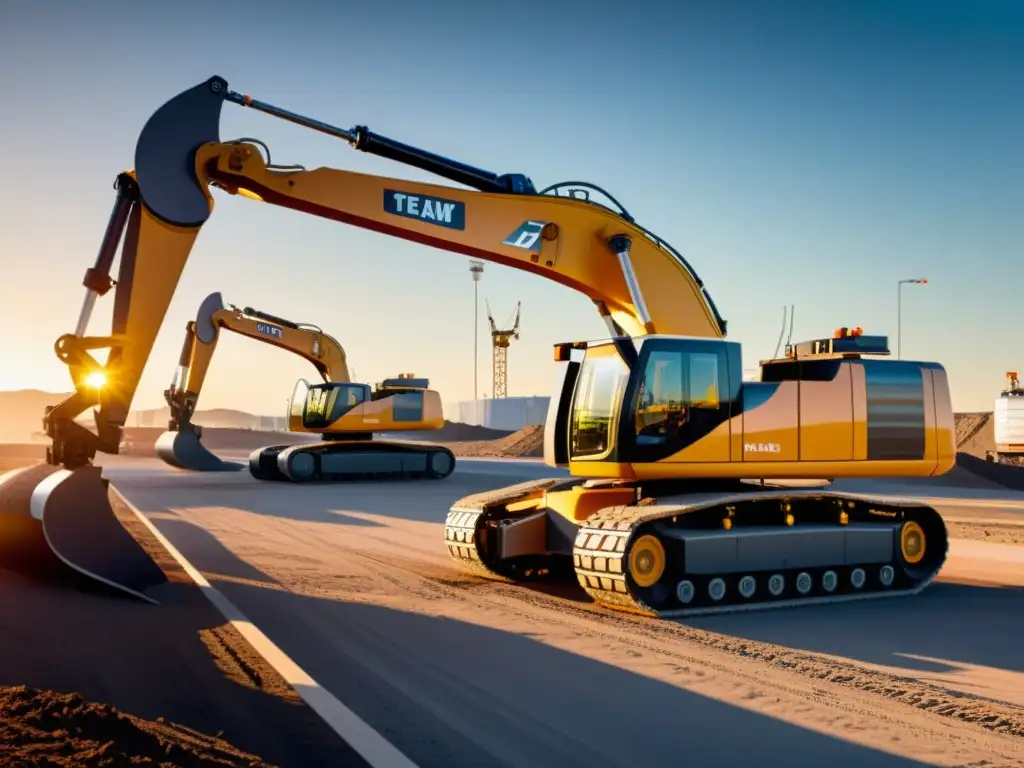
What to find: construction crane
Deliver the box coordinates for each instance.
[487,300,520,398]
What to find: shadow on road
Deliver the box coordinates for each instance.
[685,581,1024,675]
[0,563,357,767]
[148,515,963,768]
[119,465,1024,682]
[111,462,562,526]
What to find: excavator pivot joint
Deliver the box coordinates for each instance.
[607,234,632,253]
[134,76,225,227]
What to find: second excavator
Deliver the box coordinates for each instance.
[158,291,456,482]
[7,75,955,616]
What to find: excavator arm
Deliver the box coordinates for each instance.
[164,291,350,433]
[43,74,726,470]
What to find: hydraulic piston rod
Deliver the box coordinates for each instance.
[224,88,535,194]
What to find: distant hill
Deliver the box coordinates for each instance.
[0,389,512,445]
[0,390,69,443]
[0,389,279,444]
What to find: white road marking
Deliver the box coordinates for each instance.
[111,487,419,768]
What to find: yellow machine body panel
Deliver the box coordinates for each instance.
[562,338,955,483]
[286,378,445,435]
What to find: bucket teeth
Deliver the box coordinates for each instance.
[155,429,243,472]
[0,463,167,603]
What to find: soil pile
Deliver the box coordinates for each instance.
[953,412,994,459]
[431,421,512,441]
[447,424,545,458]
[0,685,273,767]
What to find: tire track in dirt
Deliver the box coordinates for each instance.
[175,508,1024,767]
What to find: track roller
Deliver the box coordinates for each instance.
[738,575,756,599]
[569,489,949,617]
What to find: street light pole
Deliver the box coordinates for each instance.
[470,260,484,425]
[897,278,928,360]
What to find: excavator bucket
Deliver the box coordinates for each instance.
[0,462,168,603]
[155,429,243,472]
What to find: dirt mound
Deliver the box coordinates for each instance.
[433,420,513,442]
[954,451,1024,491]
[954,412,994,459]
[448,424,545,458]
[0,685,272,767]
[388,420,512,443]
[955,412,990,446]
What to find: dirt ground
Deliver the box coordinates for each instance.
[956,411,994,458]
[445,423,545,458]
[111,467,1024,768]
[0,684,271,767]
[3,411,1024,765]
[0,461,366,768]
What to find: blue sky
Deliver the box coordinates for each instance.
[0,0,1021,414]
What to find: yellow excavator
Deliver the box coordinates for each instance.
[4,75,954,613]
[157,291,455,481]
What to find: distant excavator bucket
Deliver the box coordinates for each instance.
[155,428,243,472]
[0,463,168,603]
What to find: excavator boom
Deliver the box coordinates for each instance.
[10,75,956,619]
[38,74,728,476]
[156,291,351,471]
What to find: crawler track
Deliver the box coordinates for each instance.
[447,483,949,618]
[251,440,456,483]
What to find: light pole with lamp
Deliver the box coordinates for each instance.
[469,260,484,425]
[897,278,927,360]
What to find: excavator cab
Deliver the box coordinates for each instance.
[546,332,953,481]
[292,380,372,430]
[546,336,737,471]
[288,377,442,435]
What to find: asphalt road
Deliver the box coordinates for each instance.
[104,457,1024,768]
[0,465,368,767]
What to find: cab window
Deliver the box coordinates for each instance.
[326,384,367,421]
[635,350,721,444]
[570,346,631,458]
[290,379,311,419]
